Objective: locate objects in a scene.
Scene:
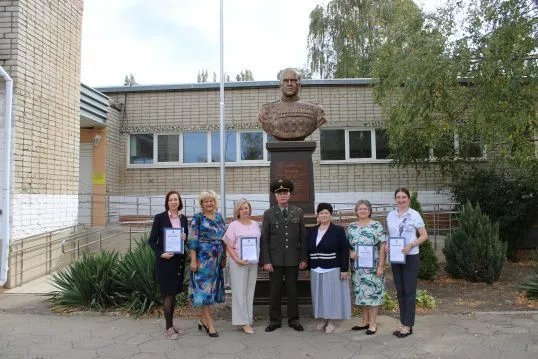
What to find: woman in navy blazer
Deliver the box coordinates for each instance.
[307,203,351,334]
[149,190,188,340]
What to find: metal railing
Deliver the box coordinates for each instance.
[7,221,152,287]
[8,224,87,287]
[60,221,152,257]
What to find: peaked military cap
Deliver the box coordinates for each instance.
[270,178,294,193]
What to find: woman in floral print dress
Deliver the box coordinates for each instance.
[189,190,226,337]
[347,199,387,335]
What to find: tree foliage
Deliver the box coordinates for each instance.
[235,69,254,81]
[443,201,506,284]
[123,73,138,86]
[372,0,538,168]
[198,69,253,82]
[307,0,419,78]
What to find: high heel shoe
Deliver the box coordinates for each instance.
[199,320,219,337]
[198,321,209,333]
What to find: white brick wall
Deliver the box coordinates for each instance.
[11,194,78,239]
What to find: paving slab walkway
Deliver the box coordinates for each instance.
[1,300,537,359]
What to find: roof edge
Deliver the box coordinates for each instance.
[96,78,375,93]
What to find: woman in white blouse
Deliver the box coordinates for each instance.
[386,187,428,338]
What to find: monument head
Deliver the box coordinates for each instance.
[279,68,301,99]
[258,67,327,141]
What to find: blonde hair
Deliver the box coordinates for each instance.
[233,198,252,219]
[199,190,219,211]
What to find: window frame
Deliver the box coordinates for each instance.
[319,128,392,164]
[126,130,271,169]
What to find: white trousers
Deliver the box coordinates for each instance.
[229,260,258,325]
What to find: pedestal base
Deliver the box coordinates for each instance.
[267,141,316,214]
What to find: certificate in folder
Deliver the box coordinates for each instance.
[355,244,374,269]
[240,236,258,261]
[164,228,184,254]
[388,237,406,264]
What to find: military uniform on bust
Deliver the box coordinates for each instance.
[258,68,327,141]
[260,178,308,332]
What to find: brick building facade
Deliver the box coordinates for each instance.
[99,81,448,216]
[0,0,83,239]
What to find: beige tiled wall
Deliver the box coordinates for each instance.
[105,84,445,196]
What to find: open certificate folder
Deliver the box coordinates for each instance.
[164,228,184,253]
[240,236,258,261]
[355,244,374,269]
[389,237,406,263]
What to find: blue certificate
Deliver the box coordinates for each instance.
[164,228,184,254]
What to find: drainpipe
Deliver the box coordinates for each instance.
[0,66,13,286]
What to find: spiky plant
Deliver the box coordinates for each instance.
[48,251,119,311]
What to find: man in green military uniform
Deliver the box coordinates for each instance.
[260,178,308,332]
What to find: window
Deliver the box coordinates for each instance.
[183,132,208,163]
[130,134,153,164]
[458,133,485,158]
[157,134,179,162]
[320,129,389,161]
[211,131,236,162]
[240,132,264,160]
[321,130,345,160]
[128,130,270,166]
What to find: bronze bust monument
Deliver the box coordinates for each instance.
[258,68,327,141]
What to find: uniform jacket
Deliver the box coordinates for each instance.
[260,205,308,266]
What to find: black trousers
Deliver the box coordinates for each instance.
[391,253,420,327]
[269,265,299,325]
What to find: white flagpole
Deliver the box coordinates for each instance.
[219,0,226,219]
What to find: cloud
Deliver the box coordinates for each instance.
[81,0,328,86]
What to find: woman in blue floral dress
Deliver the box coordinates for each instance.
[347,199,387,335]
[189,190,226,337]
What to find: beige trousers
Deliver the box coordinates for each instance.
[229,260,258,325]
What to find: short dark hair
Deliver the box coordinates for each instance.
[394,187,411,199]
[165,191,183,211]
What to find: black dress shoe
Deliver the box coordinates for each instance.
[289,323,304,332]
[366,329,376,335]
[352,325,369,331]
[265,324,282,332]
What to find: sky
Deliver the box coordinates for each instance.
[81,0,443,87]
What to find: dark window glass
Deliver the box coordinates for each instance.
[129,134,153,164]
[349,130,372,158]
[240,132,263,160]
[157,135,179,162]
[183,132,208,163]
[320,129,345,160]
[375,129,390,159]
[211,131,237,162]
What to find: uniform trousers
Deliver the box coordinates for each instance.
[229,260,258,325]
[269,265,299,325]
[391,253,420,327]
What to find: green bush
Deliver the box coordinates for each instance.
[443,202,507,283]
[410,191,439,280]
[48,251,119,311]
[381,292,398,311]
[415,289,436,310]
[115,237,161,316]
[449,164,538,260]
[520,251,538,298]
